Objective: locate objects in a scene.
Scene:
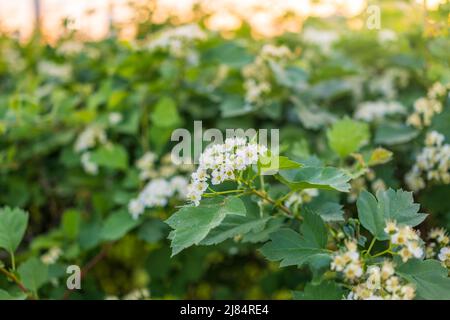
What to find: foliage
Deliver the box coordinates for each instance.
[0,1,449,300]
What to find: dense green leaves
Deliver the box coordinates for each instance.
[278,166,351,192]
[166,197,246,256]
[327,118,369,158]
[0,207,28,255]
[259,209,330,267]
[397,259,450,300]
[357,189,426,240]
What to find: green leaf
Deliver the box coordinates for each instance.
[397,259,450,300]
[306,201,344,222]
[0,289,27,300]
[90,144,128,170]
[259,209,330,268]
[278,166,351,192]
[242,217,284,243]
[356,189,427,240]
[100,210,140,241]
[292,281,344,300]
[375,123,419,145]
[18,257,48,293]
[61,209,81,240]
[165,196,246,256]
[137,219,169,244]
[201,215,270,245]
[327,118,369,158]
[259,155,302,175]
[0,207,29,255]
[151,96,181,128]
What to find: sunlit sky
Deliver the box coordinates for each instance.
[0,0,446,40]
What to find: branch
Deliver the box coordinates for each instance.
[0,266,32,298]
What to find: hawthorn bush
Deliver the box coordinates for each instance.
[0,2,449,300]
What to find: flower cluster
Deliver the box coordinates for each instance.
[135,152,192,181]
[74,125,107,153]
[37,60,72,80]
[242,44,292,105]
[407,82,448,129]
[186,137,268,206]
[144,24,206,59]
[347,261,415,300]
[354,100,405,122]
[41,247,62,265]
[128,176,189,220]
[302,27,338,54]
[405,131,450,191]
[384,220,423,262]
[426,228,450,268]
[74,125,108,175]
[331,240,363,281]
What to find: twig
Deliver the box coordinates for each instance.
[0,266,32,298]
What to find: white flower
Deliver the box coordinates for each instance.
[302,27,339,53]
[108,112,123,125]
[74,126,107,153]
[344,263,363,280]
[128,199,145,220]
[354,100,405,122]
[438,247,450,263]
[81,152,98,175]
[378,29,397,43]
[41,247,62,265]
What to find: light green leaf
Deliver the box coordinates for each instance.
[375,123,419,145]
[242,217,284,243]
[61,209,81,240]
[201,215,270,245]
[259,155,302,175]
[327,118,370,158]
[292,281,344,300]
[151,96,181,128]
[165,196,246,256]
[356,188,427,240]
[397,259,450,300]
[100,210,140,241]
[18,257,48,293]
[259,209,330,268]
[0,289,27,300]
[306,201,344,222]
[0,207,28,255]
[90,144,128,170]
[278,166,351,192]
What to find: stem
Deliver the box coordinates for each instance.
[364,238,377,257]
[0,266,31,298]
[10,251,16,271]
[203,189,245,197]
[259,174,265,192]
[251,189,296,218]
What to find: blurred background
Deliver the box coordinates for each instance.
[0,0,446,41]
[0,0,449,300]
